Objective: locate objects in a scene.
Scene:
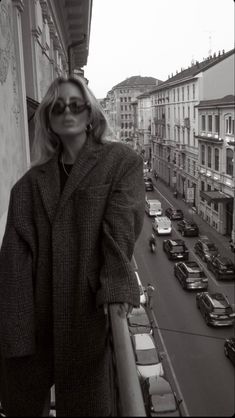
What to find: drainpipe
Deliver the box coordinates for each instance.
[68,34,87,76]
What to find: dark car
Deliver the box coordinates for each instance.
[174,261,208,290]
[144,177,154,191]
[206,255,235,280]
[163,239,189,261]
[196,292,235,327]
[141,376,182,417]
[224,337,235,366]
[194,236,219,262]
[165,207,184,220]
[177,219,199,237]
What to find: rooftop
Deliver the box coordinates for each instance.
[113,76,162,89]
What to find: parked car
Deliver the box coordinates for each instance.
[224,337,235,366]
[165,207,184,220]
[194,236,219,262]
[141,376,182,417]
[163,239,189,261]
[177,219,199,237]
[174,261,208,290]
[196,292,235,327]
[206,255,235,281]
[128,305,152,335]
[135,271,147,305]
[131,333,164,380]
[144,177,154,191]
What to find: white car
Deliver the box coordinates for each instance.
[135,271,147,306]
[131,333,164,379]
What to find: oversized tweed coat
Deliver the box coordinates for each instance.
[0,136,145,416]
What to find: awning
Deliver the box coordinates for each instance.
[200,190,233,203]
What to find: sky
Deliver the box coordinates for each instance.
[84,0,234,99]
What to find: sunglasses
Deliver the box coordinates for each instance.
[51,101,90,116]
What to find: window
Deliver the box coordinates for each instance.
[208,115,212,132]
[182,87,184,101]
[208,146,212,168]
[214,148,219,171]
[193,84,195,99]
[187,85,190,100]
[177,88,180,101]
[201,115,206,131]
[183,106,185,118]
[173,89,175,102]
[225,116,234,134]
[201,181,205,191]
[193,106,196,119]
[213,188,219,212]
[187,158,190,173]
[193,161,196,176]
[226,148,233,176]
[188,106,190,118]
[215,115,219,133]
[168,107,170,119]
[121,105,123,111]
[120,98,123,102]
[207,184,211,206]
[201,145,205,165]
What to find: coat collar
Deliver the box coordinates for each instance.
[37,135,102,224]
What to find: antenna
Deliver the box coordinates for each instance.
[204,30,214,56]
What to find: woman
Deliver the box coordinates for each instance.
[0,76,145,416]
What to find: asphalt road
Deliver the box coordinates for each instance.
[134,186,235,417]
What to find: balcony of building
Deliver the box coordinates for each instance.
[184,118,190,129]
[195,132,224,145]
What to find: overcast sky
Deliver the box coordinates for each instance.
[84,0,234,99]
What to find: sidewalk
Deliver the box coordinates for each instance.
[154,178,234,261]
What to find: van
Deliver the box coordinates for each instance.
[152,216,172,235]
[145,199,162,217]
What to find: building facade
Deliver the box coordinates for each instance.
[106,76,162,145]
[148,48,234,236]
[196,95,235,237]
[0,0,92,243]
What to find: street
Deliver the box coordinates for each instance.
[134,180,235,417]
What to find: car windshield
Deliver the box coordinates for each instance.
[136,348,159,365]
[151,393,177,413]
[188,271,205,278]
[205,243,217,251]
[173,246,184,253]
[214,307,232,315]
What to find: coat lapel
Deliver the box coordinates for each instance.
[56,137,99,218]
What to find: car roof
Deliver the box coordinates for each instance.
[146,376,173,396]
[182,261,202,272]
[168,239,185,246]
[206,292,230,308]
[133,333,155,350]
[182,219,197,226]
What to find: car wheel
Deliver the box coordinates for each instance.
[224,345,229,357]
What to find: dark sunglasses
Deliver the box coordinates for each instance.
[51,101,90,116]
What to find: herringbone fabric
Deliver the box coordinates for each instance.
[0,137,145,416]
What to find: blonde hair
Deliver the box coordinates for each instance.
[31,76,109,166]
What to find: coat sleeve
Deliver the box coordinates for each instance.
[0,191,35,358]
[96,152,145,307]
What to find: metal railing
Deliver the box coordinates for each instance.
[108,304,146,416]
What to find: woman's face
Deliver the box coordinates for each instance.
[49,82,90,138]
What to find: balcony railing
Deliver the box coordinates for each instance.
[109,304,146,416]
